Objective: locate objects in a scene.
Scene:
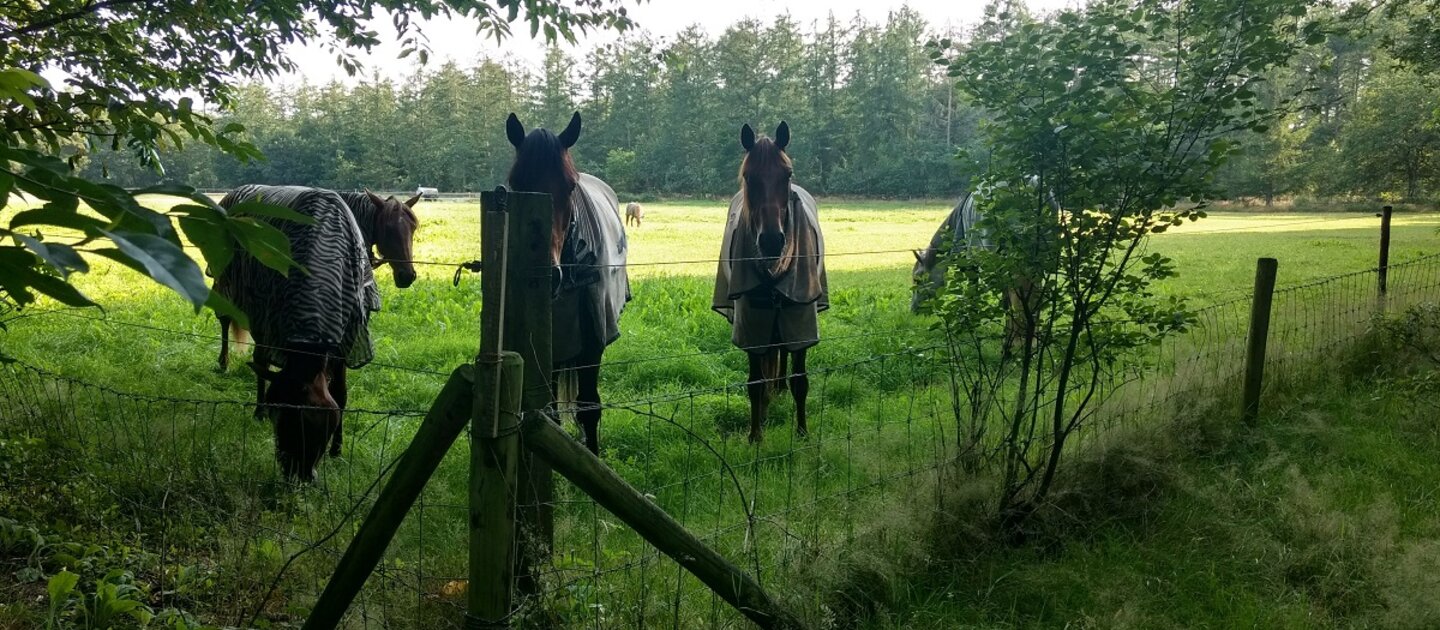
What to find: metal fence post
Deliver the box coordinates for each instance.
[1241,257,1278,426]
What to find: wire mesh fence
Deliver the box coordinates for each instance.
[0,358,470,627]
[1,245,1438,627]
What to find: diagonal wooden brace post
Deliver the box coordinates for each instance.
[520,414,807,630]
[302,365,475,630]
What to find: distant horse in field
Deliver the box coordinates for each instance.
[625,202,644,227]
[506,111,630,454]
[215,185,420,481]
[713,122,828,443]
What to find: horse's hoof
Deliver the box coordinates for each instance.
[796,427,808,439]
[329,447,342,458]
[748,432,763,444]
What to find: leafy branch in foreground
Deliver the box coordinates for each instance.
[925,0,1324,533]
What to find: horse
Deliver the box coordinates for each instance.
[506,111,630,454]
[219,189,421,371]
[214,185,419,481]
[911,191,988,314]
[625,202,644,227]
[912,185,1050,356]
[712,122,828,443]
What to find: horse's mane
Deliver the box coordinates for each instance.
[738,137,793,226]
[508,129,579,261]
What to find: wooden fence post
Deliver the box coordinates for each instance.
[480,188,555,593]
[519,414,807,630]
[1241,257,1278,426]
[468,351,523,627]
[1378,205,1393,304]
[301,366,475,630]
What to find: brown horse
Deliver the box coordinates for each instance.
[214,185,419,481]
[506,112,630,454]
[713,122,828,443]
[218,189,420,372]
[625,202,644,227]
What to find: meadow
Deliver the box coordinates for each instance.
[1,197,1438,628]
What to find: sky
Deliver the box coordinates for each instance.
[282,0,1076,86]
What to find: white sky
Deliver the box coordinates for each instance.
[282,0,1076,86]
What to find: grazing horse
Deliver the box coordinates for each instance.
[625,202,644,227]
[912,186,1051,355]
[712,122,828,443]
[506,112,630,454]
[214,185,419,481]
[911,191,989,314]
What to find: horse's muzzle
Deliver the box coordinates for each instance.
[394,269,417,289]
[758,231,786,259]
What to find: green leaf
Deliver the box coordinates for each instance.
[47,570,79,602]
[226,200,314,225]
[227,218,306,276]
[9,206,108,234]
[14,235,87,276]
[204,289,249,329]
[179,215,233,277]
[99,230,209,310]
[0,248,96,308]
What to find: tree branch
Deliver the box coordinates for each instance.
[0,0,148,41]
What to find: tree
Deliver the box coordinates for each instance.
[1338,69,1440,199]
[0,0,635,318]
[927,0,1321,532]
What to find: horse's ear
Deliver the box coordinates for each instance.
[558,111,582,148]
[404,193,422,208]
[913,249,924,262]
[774,121,790,150]
[364,188,385,208]
[740,124,755,152]
[506,113,526,149]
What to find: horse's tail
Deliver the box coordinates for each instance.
[761,348,785,397]
[231,321,251,350]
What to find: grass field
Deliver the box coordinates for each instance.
[0,198,1437,628]
[4,198,1437,410]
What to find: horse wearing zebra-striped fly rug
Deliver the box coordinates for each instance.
[712,122,828,443]
[506,112,630,454]
[214,184,419,481]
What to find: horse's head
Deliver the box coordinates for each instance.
[255,352,339,482]
[507,112,582,265]
[911,247,942,313]
[739,122,793,260]
[362,189,421,289]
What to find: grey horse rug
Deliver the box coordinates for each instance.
[711,183,828,353]
[216,184,381,369]
[554,173,631,365]
[912,192,994,312]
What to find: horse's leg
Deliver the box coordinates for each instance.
[748,353,768,443]
[577,363,602,454]
[218,315,231,372]
[327,360,347,457]
[790,348,809,438]
[774,348,789,393]
[251,356,269,421]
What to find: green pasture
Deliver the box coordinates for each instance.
[3,197,1436,411]
[0,198,1437,628]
